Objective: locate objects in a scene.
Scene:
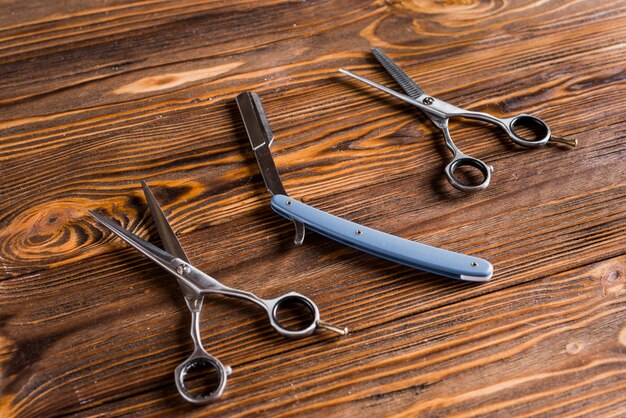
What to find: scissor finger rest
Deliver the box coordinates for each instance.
[175,351,231,404]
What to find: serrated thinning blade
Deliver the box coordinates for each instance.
[371,48,425,100]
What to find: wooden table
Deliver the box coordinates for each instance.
[1,1,625,416]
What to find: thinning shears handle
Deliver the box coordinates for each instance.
[463,111,551,148]
[455,107,577,148]
[435,117,494,192]
[437,109,576,191]
[270,194,493,282]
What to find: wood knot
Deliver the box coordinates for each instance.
[565,342,583,355]
[0,198,110,273]
[601,265,624,295]
[33,208,73,236]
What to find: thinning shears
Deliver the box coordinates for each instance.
[340,48,576,192]
[89,181,346,404]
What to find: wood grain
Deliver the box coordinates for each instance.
[0,0,625,416]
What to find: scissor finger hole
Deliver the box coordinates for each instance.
[273,296,316,332]
[177,358,223,402]
[510,116,550,143]
[449,158,490,189]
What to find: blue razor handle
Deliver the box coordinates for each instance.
[271,194,493,282]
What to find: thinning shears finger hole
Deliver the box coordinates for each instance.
[446,156,493,192]
[509,115,551,146]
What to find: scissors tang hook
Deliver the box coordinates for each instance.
[550,135,578,147]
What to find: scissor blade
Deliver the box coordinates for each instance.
[339,68,446,119]
[371,48,426,100]
[236,92,288,197]
[141,181,190,263]
[139,181,201,303]
[89,210,184,281]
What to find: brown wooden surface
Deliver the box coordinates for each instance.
[0,0,625,416]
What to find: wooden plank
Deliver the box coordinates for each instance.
[0,0,624,277]
[1,252,624,416]
[0,0,625,416]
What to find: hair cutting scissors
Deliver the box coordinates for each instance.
[340,48,576,192]
[89,181,346,404]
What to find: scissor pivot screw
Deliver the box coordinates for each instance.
[423,97,434,105]
[176,264,190,275]
[471,262,478,267]
[286,201,292,205]
[355,229,363,235]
